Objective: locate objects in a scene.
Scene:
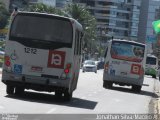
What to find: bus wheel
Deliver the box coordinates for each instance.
[55,91,62,99]
[132,85,141,93]
[103,81,113,89]
[152,75,156,79]
[64,91,72,101]
[6,85,14,95]
[15,87,24,95]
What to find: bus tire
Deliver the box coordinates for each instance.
[152,75,156,79]
[15,87,24,95]
[132,85,141,93]
[55,91,62,99]
[103,81,113,89]
[6,85,14,95]
[64,91,72,101]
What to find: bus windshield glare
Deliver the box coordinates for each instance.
[111,41,145,62]
[10,14,73,44]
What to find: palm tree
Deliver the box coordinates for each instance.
[0,2,9,29]
[65,3,97,53]
[28,3,66,16]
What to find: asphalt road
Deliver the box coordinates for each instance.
[0,69,158,116]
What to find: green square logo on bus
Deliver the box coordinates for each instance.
[47,50,66,69]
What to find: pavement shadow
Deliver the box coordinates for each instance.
[5,91,97,110]
[108,86,159,98]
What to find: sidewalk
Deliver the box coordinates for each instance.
[154,78,160,119]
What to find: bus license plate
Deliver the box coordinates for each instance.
[121,72,127,76]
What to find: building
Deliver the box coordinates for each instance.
[73,0,141,44]
[138,0,160,44]
[9,0,28,12]
[138,0,160,55]
[40,0,56,7]
[56,0,72,8]
[9,0,56,12]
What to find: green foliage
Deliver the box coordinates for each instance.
[0,41,5,47]
[28,3,67,16]
[65,4,97,52]
[0,2,9,29]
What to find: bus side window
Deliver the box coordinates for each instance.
[104,47,108,58]
[79,32,82,54]
[76,31,79,55]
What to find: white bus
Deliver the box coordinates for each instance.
[103,39,146,92]
[145,54,158,78]
[2,12,83,101]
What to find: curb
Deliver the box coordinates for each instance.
[156,98,160,120]
[154,79,160,120]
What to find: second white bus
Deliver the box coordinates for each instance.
[103,39,146,92]
[145,54,158,78]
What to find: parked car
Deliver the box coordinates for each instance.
[82,60,97,73]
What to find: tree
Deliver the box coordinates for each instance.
[0,2,9,29]
[28,3,67,16]
[65,4,97,54]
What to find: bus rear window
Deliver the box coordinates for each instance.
[111,41,145,62]
[10,14,73,44]
[146,57,156,65]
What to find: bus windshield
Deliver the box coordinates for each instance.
[84,60,95,65]
[111,41,145,62]
[10,14,73,44]
[146,57,156,65]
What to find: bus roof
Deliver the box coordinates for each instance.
[14,11,83,31]
[147,54,157,58]
[111,39,145,46]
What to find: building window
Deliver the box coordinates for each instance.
[127,0,131,3]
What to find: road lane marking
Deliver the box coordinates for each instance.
[46,108,57,114]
